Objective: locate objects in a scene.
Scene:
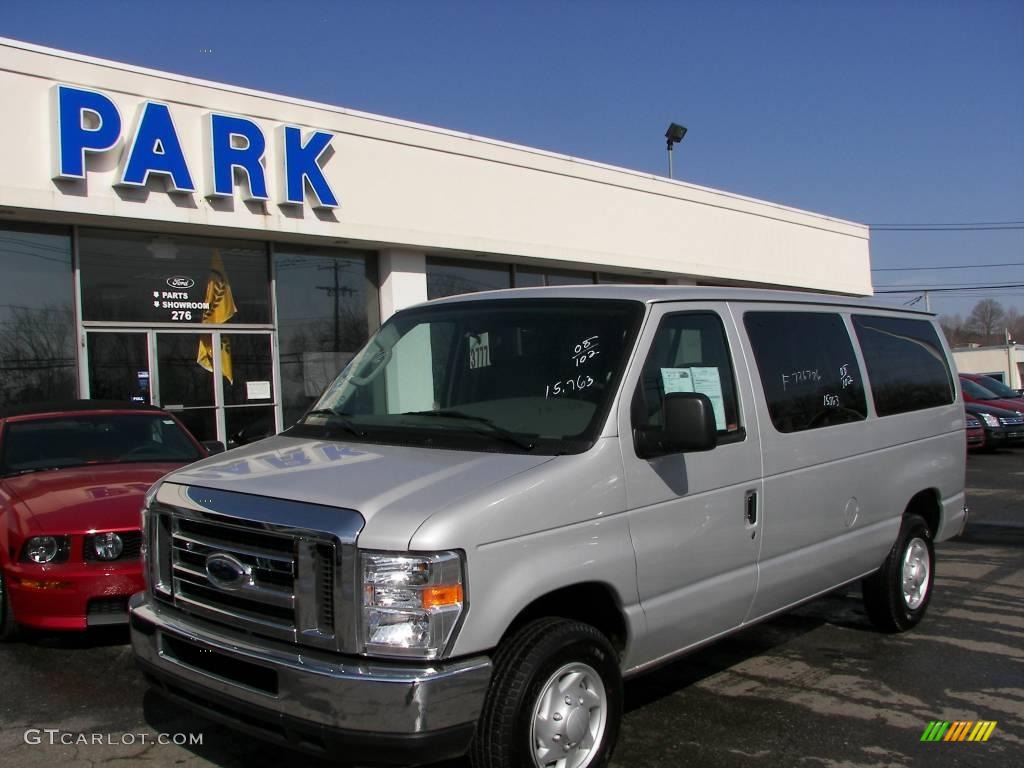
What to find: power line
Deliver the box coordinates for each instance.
[872,261,1024,272]
[869,220,1024,231]
[876,283,1024,294]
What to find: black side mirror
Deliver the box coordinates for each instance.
[635,392,717,458]
[201,440,226,455]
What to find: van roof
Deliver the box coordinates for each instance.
[419,284,931,315]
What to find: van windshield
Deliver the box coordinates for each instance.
[288,299,644,454]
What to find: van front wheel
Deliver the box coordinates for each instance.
[470,618,622,768]
[862,513,934,633]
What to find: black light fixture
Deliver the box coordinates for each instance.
[665,122,687,179]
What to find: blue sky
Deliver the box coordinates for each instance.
[3,0,1022,318]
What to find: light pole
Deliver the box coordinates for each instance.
[665,122,687,179]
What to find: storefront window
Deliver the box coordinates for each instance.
[78,229,270,325]
[275,247,377,427]
[515,267,595,287]
[0,224,76,406]
[427,258,512,299]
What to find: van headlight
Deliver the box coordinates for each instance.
[360,550,464,659]
[979,413,1000,427]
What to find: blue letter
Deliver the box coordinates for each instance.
[120,102,195,192]
[207,114,268,200]
[279,126,338,208]
[51,85,122,180]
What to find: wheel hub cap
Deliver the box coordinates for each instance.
[530,662,608,768]
[902,537,930,610]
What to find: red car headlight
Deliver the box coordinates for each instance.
[21,536,71,564]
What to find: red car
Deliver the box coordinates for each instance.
[0,401,208,637]
[965,412,986,451]
[960,373,1024,410]
[959,375,1024,414]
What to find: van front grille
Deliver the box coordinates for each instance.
[151,506,340,649]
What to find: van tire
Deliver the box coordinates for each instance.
[470,617,622,768]
[0,571,18,641]
[862,513,934,633]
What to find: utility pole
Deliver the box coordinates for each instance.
[316,262,355,349]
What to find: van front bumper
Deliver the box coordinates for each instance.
[129,593,492,765]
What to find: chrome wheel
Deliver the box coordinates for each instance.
[530,662,608,768]
[902,537,930,610]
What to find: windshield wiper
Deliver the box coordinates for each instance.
[401,410,536,451]
[2,466,68,477]
[303,409,368,438]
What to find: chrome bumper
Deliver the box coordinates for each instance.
[129,593,491,755]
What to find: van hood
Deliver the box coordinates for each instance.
[168,435,556,532]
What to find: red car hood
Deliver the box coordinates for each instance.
[2,463,184,534]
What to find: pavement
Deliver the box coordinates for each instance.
[0,449,1021,767]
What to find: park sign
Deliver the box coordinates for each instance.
[51,85,338,209]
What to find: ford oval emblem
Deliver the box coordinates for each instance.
[205,553,251,591]
[166,276,195,289]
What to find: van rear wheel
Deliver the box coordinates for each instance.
[470,618,622,768]
[862,513,934,632]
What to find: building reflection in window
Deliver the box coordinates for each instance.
[0,224,76,407]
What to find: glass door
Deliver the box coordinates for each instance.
[86,331,152,404]
[155,331,218,443]
[83,329,279,446]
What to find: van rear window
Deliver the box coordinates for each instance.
[852,315,954,416]
[744,311,867,433]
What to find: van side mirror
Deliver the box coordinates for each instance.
[202,440,226,455]
[635,392,717,458]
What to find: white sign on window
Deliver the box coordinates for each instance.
[246,380,272,400]
[469,332,491,369]
[661,366,727,430]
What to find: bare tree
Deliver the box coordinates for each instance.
[0,303,76,405]
[938,313,968,347]
[965,299,1006,343]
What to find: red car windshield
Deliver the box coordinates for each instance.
[1,413,202,476]
[960,378,1001,401]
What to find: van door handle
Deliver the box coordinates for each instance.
[745,490,757,525]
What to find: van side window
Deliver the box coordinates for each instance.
[852,315,954,416]
[632,312,742,437]
[744,311,867,433]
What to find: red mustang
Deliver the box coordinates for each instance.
[0,401,209,637]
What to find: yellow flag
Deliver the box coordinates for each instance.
[196,250,238,382]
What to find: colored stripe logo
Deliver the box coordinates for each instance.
[921,721,997,742]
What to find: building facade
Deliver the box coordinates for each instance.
[0,38,872,445]
[952,344,1024,390]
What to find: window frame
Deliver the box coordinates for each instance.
[630,309,746,454]
[742,309,869,435]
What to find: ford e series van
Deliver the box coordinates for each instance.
[130,286,967,768]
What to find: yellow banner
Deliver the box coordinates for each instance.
[196,250,238,382]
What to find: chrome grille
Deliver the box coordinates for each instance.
[998,415,1024,426]
[154,507,340,649]
[171,517,297,638]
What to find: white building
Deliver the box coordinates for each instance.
[0,37,872,445]
[952,344,1024,390]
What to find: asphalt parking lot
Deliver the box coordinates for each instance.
[1,449,1021,768]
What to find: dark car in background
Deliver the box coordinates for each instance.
[0,401,207,638]
[964,401,1024,451]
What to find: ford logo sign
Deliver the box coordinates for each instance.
[166,276,195,289]
[205,553,251,591]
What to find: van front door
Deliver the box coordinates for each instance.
[619,304,762,669]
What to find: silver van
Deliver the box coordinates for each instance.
[130,286,967,768]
